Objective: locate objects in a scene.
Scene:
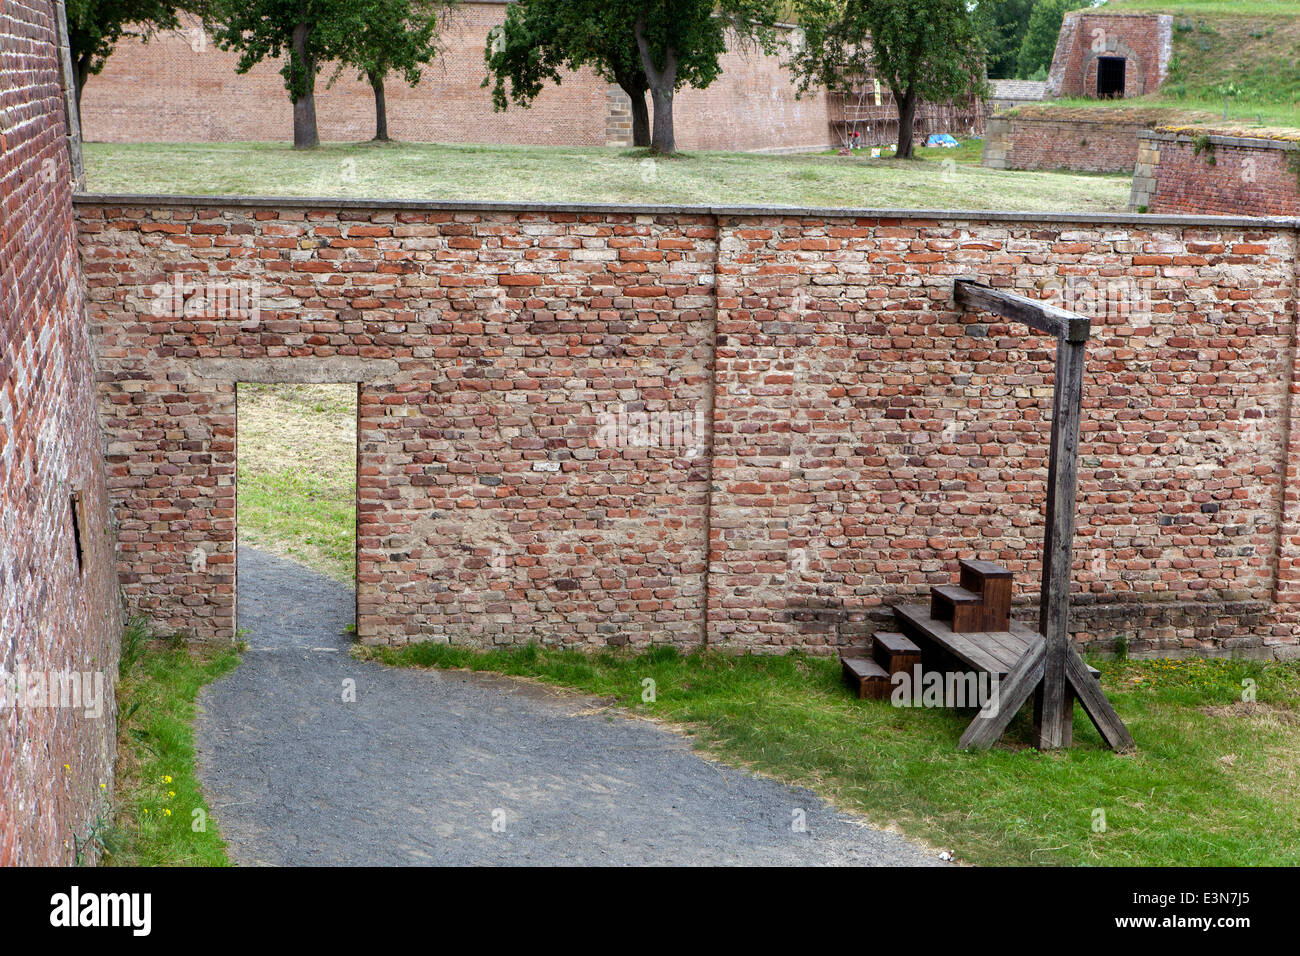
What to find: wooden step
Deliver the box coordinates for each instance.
[841,656,892,700]
[958,559,1012,632]
[930,584,984,633]
[871,631,921,676]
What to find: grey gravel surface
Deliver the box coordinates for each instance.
[195,546,945,866]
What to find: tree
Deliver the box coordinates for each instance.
[980,0,1035,80]
[207,0,348,149]
[1015,0,1072,80]
[789,0,987,159]
[633,0,778,154]
[330,0,442,141]
[65,0,183,125]
[484,0,778,155]
[484,0,651,148]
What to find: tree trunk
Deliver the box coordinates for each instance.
[634,15,677,155]
[369,71,389,141]
[629,89,650,148]
[290,23,319,149]
[894,87,918,159]
[74,52,92,133]
[648,85,675,155]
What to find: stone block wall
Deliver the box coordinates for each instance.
[1,0,121,865]
[76,198,1300,661]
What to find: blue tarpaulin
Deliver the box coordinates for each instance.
[926,134,960,148]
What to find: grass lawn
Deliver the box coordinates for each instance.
[359,641,1300,866]
[237,383,357,585]
[1099,1,1300,14]
[81,140,1133,213]
[100,620,241,866]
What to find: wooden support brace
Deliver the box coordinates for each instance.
[958,641,1045,751]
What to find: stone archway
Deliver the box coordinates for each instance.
[1083,39,1146,98]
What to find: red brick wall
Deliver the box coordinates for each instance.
[1,0,121,865]
[76,199,1300,660]
[1146,133,1300,217]
[79,5,836,152]
[983,114,1148,173]
[81,4,610,146]
[1047,13,1171,99]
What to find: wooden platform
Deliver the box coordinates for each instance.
[892,604,1099,682]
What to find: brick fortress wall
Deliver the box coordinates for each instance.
[982,110,1159,173]
[1132,130,1300,217]
[75,198,1300,662]
[1,0,122,865]
[79,3,837,152]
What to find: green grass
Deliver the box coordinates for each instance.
[82,139,1133,213]
[100,620,242,866]
[360,641,1300,866]
[1097,1,1300,14]
[237,383,357,584]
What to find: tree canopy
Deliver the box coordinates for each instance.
[329,0,443,141]
[207,0,350,148]
[65,0,184,115]
[789,0,987,159]
[484,0,779,155]
[1015,0,1073,80]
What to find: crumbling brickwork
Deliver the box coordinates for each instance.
[1138,131,1300,217]
[76,198,1300,660]
[1,0,121,865]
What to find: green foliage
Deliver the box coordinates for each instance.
[483,0,650,111]
[1192,131,1216,163]
[65,0,184,93]
[789,0,987,157]
[980,0,1037,79]
[206,1,342,103]
[329,0,441,90]
[484,1,778,153]
[1014,0,1072,80]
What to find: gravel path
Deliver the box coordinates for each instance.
[195,547,945,866]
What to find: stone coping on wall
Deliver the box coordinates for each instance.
[1140,128,1300,152]
[73,192,1300,230]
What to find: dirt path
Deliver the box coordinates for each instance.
[195,547,945,866]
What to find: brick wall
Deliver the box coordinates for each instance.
[76,198,1300,661]
[1139,131,1300,217]
[80,4,836,152]
[1,0,121,865]
[982,112,1152,173]
[1047,13,1172,99]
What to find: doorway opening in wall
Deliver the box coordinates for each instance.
[1097,57,1126,98]
[235,383,359,643]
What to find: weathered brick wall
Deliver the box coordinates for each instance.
[77,199,1300,661]
[711,215,1297,658]
[1047,13,1172,99]
[1,0,121,865]
[79,4,836,152]
[1141,131,1300,217]
[982,112,1150,173]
